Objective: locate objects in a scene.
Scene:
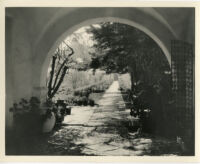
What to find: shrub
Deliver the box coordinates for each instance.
[88,99,95,106]
[82,96,88,106]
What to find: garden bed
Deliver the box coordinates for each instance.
[58,79,113,107]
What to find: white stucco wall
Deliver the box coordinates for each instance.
[6,12,32,128]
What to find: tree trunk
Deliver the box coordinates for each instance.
[48,56,57,98]
[48,66,68,99]
[47,43,74,100]
[52,57,68,89]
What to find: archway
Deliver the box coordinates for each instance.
[5,7,194,156]
[32,8,178,98]
[34,14,177,99]
[39,20,177,155]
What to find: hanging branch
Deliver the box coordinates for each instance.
[62,41,74,56]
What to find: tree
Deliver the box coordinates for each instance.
[87,22,170,90]
[47,41,74,100]
[87,22,173,130]
[46,31,93,100]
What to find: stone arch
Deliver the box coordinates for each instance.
[32,8,178,98]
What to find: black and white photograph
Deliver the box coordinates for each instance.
[3,2,198,160]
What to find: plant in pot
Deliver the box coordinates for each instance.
[10,97,43,136]
[54,100,66,124]
[42,100,56,133]
[54,100,71,122]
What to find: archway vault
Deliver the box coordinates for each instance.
[32,8,178,98]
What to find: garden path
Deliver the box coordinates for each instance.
[44,81,180,156]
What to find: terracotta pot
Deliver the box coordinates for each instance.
[42,112,56,133]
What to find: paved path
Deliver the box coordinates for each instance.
[63,81,130,126]
[43,81,180,156]
[74,81,135,155]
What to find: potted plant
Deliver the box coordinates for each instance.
[10,97,58,134]
[42,100,56,133]
[10,97,44,136]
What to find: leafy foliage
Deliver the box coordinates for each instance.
[87,22,170,86]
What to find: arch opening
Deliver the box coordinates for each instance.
[41,21,174,144]
[39,17,173,97]
[43,20,171,106]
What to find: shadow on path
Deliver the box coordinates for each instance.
[7,81,181,155]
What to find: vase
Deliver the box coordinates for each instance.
[42,112,56,133]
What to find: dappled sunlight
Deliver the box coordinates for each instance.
[8,80,181,155]
[63,106,95,125]
[28,21,184,156]
[39,81,180,156]
[5,7,194,157]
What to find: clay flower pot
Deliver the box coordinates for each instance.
[42,112,56,133]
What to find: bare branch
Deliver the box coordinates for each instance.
[50,66,68,99]
[62,41,74,57]
[47,56,57,98]
[52,42,74,90]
